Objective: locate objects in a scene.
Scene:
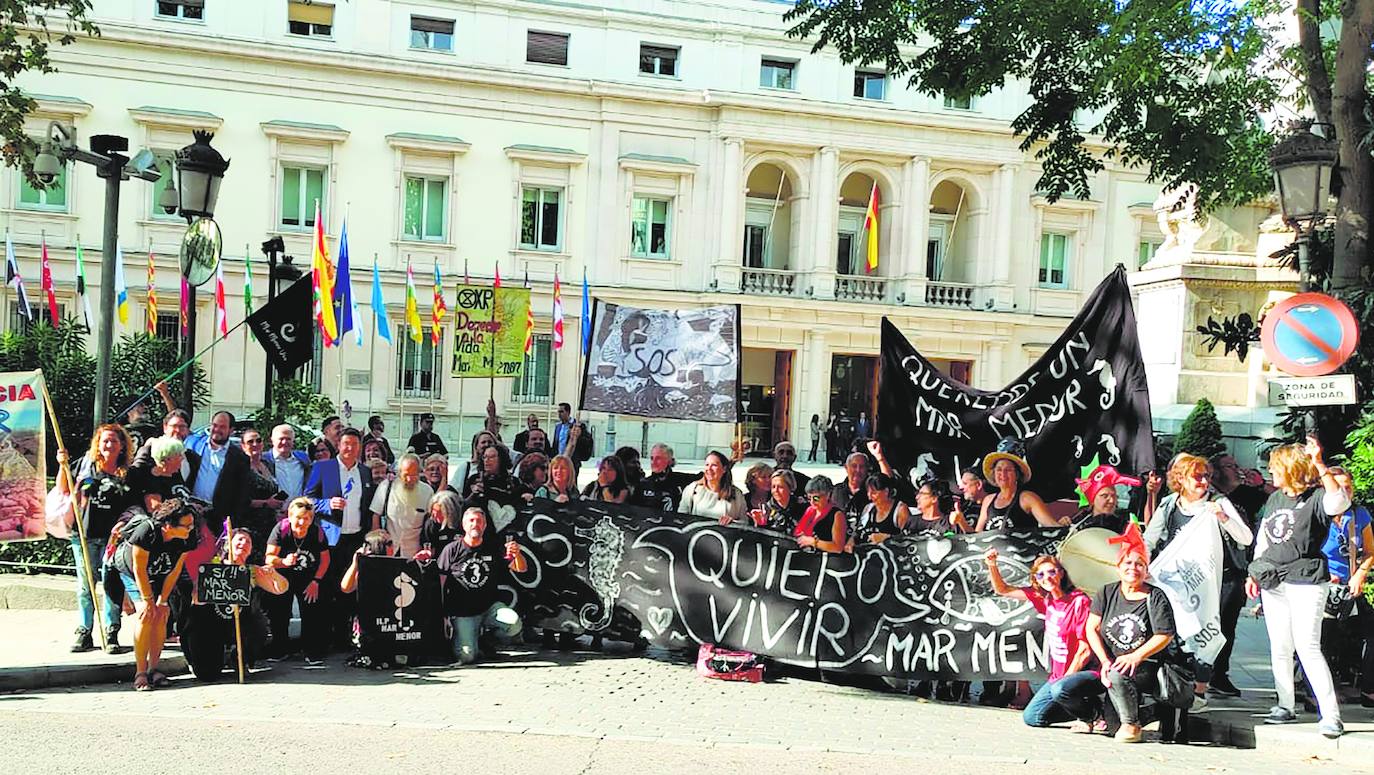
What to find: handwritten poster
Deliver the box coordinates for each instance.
[450,284,531,379]
[0,370,46,542]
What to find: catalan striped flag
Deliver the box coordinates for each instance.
[432,260,447,345]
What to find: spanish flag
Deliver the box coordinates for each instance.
[311,201,338,346]
[404,259,422,343]
[864,181,879,273]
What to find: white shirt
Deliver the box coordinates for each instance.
[339,460,364,534]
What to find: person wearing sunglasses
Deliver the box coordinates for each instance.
[986,548,1102,730]
[794,476,847,553]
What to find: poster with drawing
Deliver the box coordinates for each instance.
[579,301,740,423]
[450,284,531,379]
[504,499,1073,680]
[0,370,46,542]
[878,266,1154,500]
[356,556,447,663]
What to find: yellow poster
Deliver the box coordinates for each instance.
[451,284,531,378]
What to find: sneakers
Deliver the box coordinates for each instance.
[1318,718,1345,739]
[1208,677,1242,698]
[1191,693,1208,711]
[70,628,94,653]
[302,656,325,667]
[1264,706,1299,724]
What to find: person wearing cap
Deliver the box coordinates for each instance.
[1072,465,1142,534]
[975,438,1064,531]
[407,413,448,458]
[1144,453,1253,702]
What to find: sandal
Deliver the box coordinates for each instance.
[133,672,151,692]
[149,670,171,687]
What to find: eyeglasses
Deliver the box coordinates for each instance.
[1034,569,1060,579]
[807,495,825,502]
[244,438,263,445]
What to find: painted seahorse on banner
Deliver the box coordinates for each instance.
[576,517,625,630]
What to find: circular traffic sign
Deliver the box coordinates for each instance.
[1260,292,1360,377]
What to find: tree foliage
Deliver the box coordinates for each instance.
[1175,397,1227,459]
[784,0,1282,207]
[0,2,98,181]
[250,378,334,443]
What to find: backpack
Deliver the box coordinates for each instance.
[695,643,765,683]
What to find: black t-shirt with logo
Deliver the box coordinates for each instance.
[113,519,189,591]
[832,482,870,536]
[1091,581,1175,660]
[125,461,190,509]
[1257,487,1334,584]
[266,520,329,584]
[76,457,134,539]
[419,518,461,558]
[437,538,501,617]
[634,470,696,513]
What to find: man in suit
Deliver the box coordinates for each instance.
[304,427,376,649]
[265,424,311,500]
[184,410,252,537]
[513,414,539,454]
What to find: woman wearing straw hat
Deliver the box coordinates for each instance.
[975,438,1065,531]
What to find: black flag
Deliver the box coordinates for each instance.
[248,274,314,376]
[878,265,1153,500]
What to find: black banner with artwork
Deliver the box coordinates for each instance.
[878,265,1154,500]
[248,274,315,376]
[503,500,1072,680]
[356,556,447,664]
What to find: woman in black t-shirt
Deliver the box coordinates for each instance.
[55,423,135,654]
[125,436,189,514]
[750,470,805,534]
[415,490,464,562]
[1085,524,1175,743]
[1247,438,1350,737]
[265,498,332,663]
[184,529,288,681]
[112,498,197,691]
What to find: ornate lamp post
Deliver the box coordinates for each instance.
[1269,122,1338,292]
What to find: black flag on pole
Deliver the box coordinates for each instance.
[878,265,1153,500]
[248,274,314,376]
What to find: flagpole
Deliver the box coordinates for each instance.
[458,258,468,441]
[487,263,497,413]
[109,317,249,422]
[239,244,250,417]
[368,252,378,420]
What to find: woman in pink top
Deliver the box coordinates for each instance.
[985,549,1105,729]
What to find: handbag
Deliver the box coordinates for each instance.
[1156,659,1196,710]
[43,484,74,540]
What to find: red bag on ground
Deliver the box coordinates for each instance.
[695,643,764,683]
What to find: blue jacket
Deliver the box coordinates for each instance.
[304,458,376,531]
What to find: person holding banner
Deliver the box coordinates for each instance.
[1144,454,1253,703]
[536,455,581,504]
[184,528,288,681]
[977,438,1064,531]
[680,451,745,525]
[55,424,135,654]
[113,497,198,691]
[853,473,914,545]
[751,470,804,533]
[1247,437,1350,737]
[1072,465,1141,534]
[634,444,694,513]
[582,455,630,505]
[265,498,332,664]
[437,506,527,665]
[795,476,847,553]
[909,477,969,537]
[415,490,465,561]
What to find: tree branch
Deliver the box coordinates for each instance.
[1296,0,1334,125]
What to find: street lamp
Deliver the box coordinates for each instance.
[1269,122,1338,291]
[165,130,230,412]
[33,122,162,425]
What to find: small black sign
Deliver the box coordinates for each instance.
[197,563,252,606]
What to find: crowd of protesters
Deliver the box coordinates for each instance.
[49,395,1373,742]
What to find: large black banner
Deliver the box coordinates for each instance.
[879,265,1153,500]
[248,274,315,376]
[357,556,446,664]
[505,500,1079,680]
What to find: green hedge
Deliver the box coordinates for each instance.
[0,537,75,575]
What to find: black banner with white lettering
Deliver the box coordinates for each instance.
[878,265,1153,500]
[248,274,315,376]
[357,556,446,664]
[505,500,1074,680]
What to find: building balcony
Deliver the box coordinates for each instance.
[834,274,889,302]
[923,281,975,309]
[740,266,798,296]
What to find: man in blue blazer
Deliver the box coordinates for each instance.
[265,424,312,500]
[304,427,376,650]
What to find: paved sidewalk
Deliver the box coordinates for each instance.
[0,608,186,691]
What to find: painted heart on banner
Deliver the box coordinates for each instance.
[487,501,517,532]
[646,606,674,635]
[926,538,953,565]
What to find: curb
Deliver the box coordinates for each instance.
[0,654,187,692]
[1188,709,1373,765]
[0,574,78,611]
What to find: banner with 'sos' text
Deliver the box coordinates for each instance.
[0,370,46,542]
[502,500,1070,680]
[451,284,531,379]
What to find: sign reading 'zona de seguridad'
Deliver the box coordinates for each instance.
[1268,374,1358,407]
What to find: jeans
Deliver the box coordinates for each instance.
[1023,671,1105,727]
[1104,666,1159,726]
[1262,582,1341,721]
[71,537,118,633]
[449,603,522,664]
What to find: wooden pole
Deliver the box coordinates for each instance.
[37,374,107,651]
[220,515,247,685]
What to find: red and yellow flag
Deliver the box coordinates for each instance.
[863,182,879,273]
[145,249,157,334]
[311,201,338,346]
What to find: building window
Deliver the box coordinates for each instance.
[520,186,562,251]
[402,176,447,242]
[630,196,671,259]
[149,152,180,221]
[152,311,182,346]
[1137,239,1162,268]
[288,0,333,37]
[157,0,204,20]
[297,335,324,392]
[410,16,454,51]
[397,327,443,398]
[9,301,64,331]
[853,70,886,100]
[512,334,552,403]
[526,30,569,66]
[17,158,68,211]
[639,44,678,77]
[760,58,796,90]
[1039,232,1070,288]
[280,165,325,230]
[836,231,857,275]
[743,224,767,268]
[943,94,974,110]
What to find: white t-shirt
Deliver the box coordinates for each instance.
[369,479,434,559]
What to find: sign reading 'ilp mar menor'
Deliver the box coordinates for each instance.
[450,284,531,379]
[1268,374,1358,408]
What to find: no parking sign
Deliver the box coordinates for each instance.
[1260,293,1360,377]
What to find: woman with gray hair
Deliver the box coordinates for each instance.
[125,436,188,514]
[415,489,465,562]
[794,475,847,553]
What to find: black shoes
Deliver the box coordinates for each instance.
[1208,677,1241,698]
[70,628,94,653]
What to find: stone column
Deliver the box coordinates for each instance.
[900,156,930,305]
[809,147,839,300]
[988,163,1018,310]
[805,330,829,453]
[715,137,744,291]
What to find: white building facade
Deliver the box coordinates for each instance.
[4,0,1180,458]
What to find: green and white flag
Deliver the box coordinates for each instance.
[74,239,94,331]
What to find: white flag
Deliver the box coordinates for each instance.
[1149,512,1226,664]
